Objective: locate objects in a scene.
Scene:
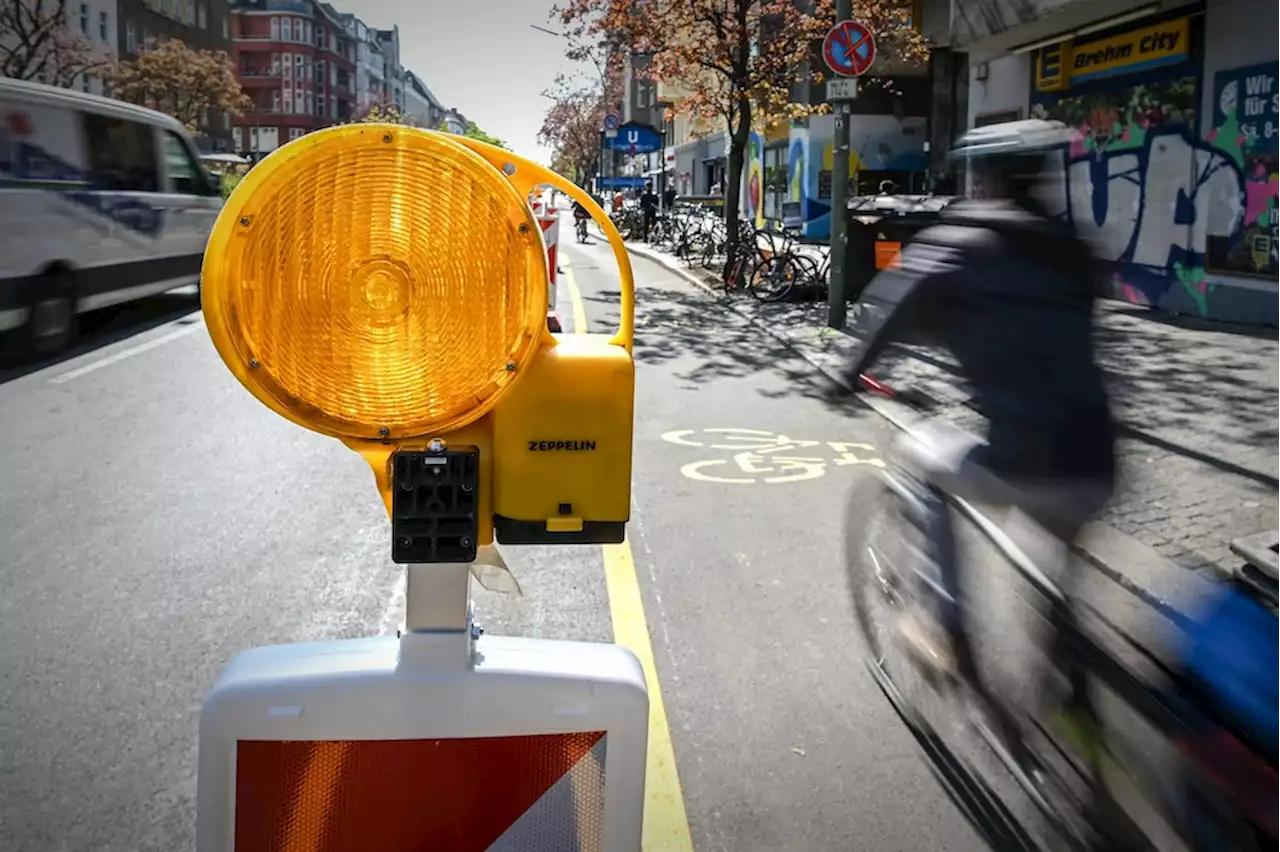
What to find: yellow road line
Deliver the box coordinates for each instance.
[565,245,693,851]
[603,543,695,852]
[559,254,590,335]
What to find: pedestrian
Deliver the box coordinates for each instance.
[663,185,677,211]
[640,185,658,241]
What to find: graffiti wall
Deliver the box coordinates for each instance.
[1029,65,1278,323]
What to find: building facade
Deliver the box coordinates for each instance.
[228,0,356,158]
[955,0,1279,324]
[116,0,234,149]
[403,71,443,129]
[65,0,121,95]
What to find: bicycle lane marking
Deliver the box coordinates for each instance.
[661,427,886,484]
[564,246,696,852]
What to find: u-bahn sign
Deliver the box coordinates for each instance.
[603,122,662,154]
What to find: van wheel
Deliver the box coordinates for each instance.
[23,269,77,357]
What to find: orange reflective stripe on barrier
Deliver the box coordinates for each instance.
[235,732,607,852]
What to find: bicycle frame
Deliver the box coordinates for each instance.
[855,373,1277,851]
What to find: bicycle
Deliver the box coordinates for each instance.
[574,215,589,243]
[845,373,1277,852]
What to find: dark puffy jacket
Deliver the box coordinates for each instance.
[845,198,1117,484]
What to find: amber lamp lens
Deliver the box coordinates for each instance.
[201,125,549,439]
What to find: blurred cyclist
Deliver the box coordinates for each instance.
[843,120,1117,732]
[572,197,591,243]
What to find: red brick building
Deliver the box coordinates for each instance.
[229,0,356,157]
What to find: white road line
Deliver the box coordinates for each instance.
[49,316,206,384]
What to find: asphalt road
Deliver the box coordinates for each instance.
[0,246,1031,850]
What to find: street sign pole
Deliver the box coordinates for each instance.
[828,0,853,330]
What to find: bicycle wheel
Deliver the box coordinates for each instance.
[750,253,811,302]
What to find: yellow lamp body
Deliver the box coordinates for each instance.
[201,124,636,554]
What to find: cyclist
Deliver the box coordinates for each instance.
[843,119,1117,738]
[572,198,591,243]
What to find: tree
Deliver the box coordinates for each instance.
[557,0,928,261]
[538,85,608,186]
[535,16,625,188]
[462,121,506,148]
[0,0,114,85]
[105,39,250,135]
[351,100,416,125]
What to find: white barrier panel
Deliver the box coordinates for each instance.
[197,565,648,852]
[540,211,560,311]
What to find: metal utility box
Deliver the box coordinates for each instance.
[842,194,961,301]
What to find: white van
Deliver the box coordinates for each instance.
[0,78,223,356]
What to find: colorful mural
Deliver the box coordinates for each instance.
[784,128,809,229]
[787,116,928,239]
[745,132,765,229]
[1029,65,1278,322]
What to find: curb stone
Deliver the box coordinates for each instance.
[618,239,1202,617]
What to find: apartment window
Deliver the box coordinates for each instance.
[81,74,91,92]
[98,11,108,41]
[186,0,196,26]
[290,127,305,141]
[281,17,290,41]
[221,15,228,39]
[270,53,280,75]
[304,90,313,115]
[126,23,136,53]
[293,91,302,114]
[294,54,304,75]
[315,26,324,47]
[79,4,88,33]
[270,17,279,39]
[282,56,292,78]
[141,28,152,51]
[222,112,230,131]
[303,21,311,44]
[330,95,336,119]
[283,95,292,114]
[304,60,312,82]
[271,90,280,112]
[329,64,336,86]
[198,3,207,29]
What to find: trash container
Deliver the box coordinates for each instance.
[842,194,961,301]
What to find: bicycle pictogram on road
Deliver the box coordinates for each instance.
[660,428,885,485]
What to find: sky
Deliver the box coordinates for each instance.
[330,0,585,164]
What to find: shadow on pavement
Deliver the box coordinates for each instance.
[0,289,201,386]
[584,283,858,413]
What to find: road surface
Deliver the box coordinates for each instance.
[0,245,1006,851]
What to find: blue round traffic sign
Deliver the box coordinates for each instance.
[603,114,620,131]
[822,21,876,78]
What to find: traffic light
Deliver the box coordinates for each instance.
[201,124,636,561]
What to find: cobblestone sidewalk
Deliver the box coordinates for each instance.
[626,241,1278,578]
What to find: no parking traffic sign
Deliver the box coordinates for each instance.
[822,20,877,78]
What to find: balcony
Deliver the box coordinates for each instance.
[238,71,281,85]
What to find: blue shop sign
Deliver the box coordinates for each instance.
[604,123,663,154]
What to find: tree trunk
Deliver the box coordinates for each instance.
[722,94,752,282]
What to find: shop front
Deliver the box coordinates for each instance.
[1025,1,1277,324]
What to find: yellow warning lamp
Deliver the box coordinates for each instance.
[201,125,635,562]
